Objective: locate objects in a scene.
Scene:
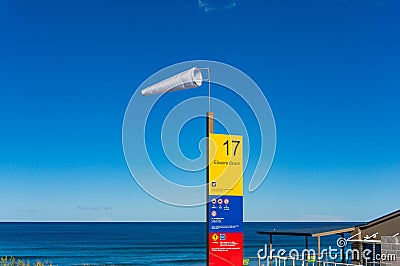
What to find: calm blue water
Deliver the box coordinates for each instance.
[0,222,357,265]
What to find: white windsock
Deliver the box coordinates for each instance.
[141,67,203,96]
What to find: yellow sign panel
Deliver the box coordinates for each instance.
[212,233,219,241]
[209,134,243,196]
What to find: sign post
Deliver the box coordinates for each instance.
[139,66,245,265]
[206,111,214,265]
[207,113,243,265]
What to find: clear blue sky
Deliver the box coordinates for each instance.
[0,0,399,221]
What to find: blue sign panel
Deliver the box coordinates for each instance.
[209,195,243,233]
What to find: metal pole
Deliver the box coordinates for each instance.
[208,68,211,112]
[306,236,309,266]
[318,236,321,266]
[206,111,214,266]
[341,233,345,264]
[270,234,273,259]
[357,228,363,265]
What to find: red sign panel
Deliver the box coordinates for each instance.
[209,232,243,266]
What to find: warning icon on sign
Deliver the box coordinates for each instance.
[212,233,219,241]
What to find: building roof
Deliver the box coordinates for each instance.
[257,224,359,238]
[359,209,400,230]
[257,210,400,239]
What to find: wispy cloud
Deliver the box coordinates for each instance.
[299,214,345,222]
[198,0,240,13]
[77,206,110,211]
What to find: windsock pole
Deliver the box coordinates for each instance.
[206,111,214,265]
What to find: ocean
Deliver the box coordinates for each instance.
[0,222,357,265]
